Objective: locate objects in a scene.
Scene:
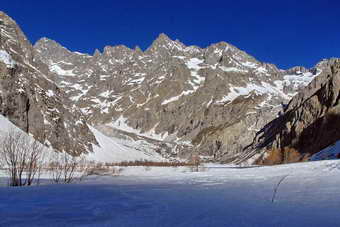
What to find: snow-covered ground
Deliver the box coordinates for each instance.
[1,160,340,226]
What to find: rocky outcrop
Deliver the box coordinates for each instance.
[0,12,97,155]
[243,59,340,164]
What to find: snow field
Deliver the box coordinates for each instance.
[1,160,340,226]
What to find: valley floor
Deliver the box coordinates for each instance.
[1,161,340,227]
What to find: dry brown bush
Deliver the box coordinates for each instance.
[259,147,302,165]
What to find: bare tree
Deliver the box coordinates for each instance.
[49,152,85,184]
[0,130,45,186]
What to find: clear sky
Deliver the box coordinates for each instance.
[1,0,339,69]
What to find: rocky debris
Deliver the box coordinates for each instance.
[243,58,340,164]
[0,11,97,155]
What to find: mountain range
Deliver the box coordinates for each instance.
[1,11,339,164]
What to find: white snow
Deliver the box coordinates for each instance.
[283,71,318,90]
[111,116,169,141]
[242,61,258,68]
[185,58,205,91]
[1,160,340,226]
[0,50,16,68]
[50,64,75,76]
[161,90,194,105]
[0,114,19,134]
[127,74,145,85]
[217,81,290,104]
[46,90,55,97]
[87,126,165,163]
[219,66,248,73]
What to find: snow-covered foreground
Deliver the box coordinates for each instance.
[1,161,340,227]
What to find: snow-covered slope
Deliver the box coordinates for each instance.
[0,114,165,163]
[86,126,166,163]
[0,114,21,134]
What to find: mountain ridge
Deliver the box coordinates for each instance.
[1,11,337,164]
[33,27,323,163]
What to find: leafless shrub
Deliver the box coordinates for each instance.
[49,152,85,184]
[0,130,46,186]
[190,154,201,172]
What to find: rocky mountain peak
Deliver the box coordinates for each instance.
[34,37,73,62]
[93,49,101,58]
[0,11,15,24]
[102,45,134,59]
[145,33,187,58]
[153,33,174,44]
[0,12,98,156]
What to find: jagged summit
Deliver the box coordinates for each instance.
[155,33,173,42]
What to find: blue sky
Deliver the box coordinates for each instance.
[1,0,339,69]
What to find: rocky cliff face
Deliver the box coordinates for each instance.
[0,12,97,155]
[243,59,340,164]
[33,30,321,162]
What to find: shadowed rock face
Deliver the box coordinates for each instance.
[0,12,97,155]
[32,22,323,162]
[244,59,340,164]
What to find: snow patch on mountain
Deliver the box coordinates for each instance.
[283,71,320,90]
[50,64,75,76]
[185,58,205,91]
[161,90,194,105]
[217,81,290,104]
[111,116,169,141]
[0,50,16,68]
[219,66,248,73]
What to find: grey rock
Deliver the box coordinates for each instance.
[0,12,97,155]
[243,59,340,164]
